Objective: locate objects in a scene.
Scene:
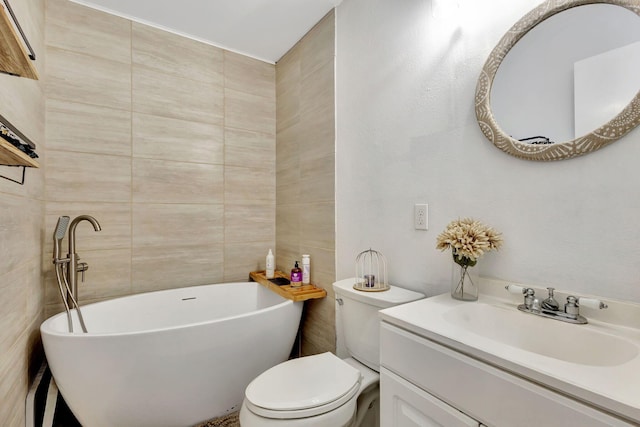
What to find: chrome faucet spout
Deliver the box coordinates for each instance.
[541,287,560,311]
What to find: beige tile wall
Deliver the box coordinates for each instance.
[0,0,45,425]
[0,1,333,423]
[275,11,337,355]
[44,0,276,315]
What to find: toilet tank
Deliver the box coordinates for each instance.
[333,278,424,371]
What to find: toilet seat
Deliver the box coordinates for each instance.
[244,352,362,419]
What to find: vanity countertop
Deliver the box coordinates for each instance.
[379,288,640,423]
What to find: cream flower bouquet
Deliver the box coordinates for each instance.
[436,218,503,300]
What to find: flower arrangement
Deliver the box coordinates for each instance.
[436,218,503,300]
[436,218,503,265]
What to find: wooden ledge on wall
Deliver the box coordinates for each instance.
[0,137,38,167]
[0,1,38,80]
[250,270,327,302]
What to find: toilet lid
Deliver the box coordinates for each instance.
[245,352,361,418]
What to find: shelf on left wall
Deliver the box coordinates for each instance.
[0,137,38,167]
[0,0,38,79]
[0,0,40,184]
[0,113,39,185]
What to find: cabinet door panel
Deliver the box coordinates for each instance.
[381,368,480,427]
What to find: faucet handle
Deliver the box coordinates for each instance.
[522,288,535,309]
[505,285,536,309]
[564,296,579,318]
[577,297,608,310]
[505,284,527,295]
[77,262,89,282]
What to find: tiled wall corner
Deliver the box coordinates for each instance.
[275,10,337,356]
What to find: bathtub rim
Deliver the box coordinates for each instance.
[41,281,300,338]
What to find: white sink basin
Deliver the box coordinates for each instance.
[443,302,638,366]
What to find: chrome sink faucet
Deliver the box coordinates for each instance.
[505,285,608,324]
[67,215,101,307]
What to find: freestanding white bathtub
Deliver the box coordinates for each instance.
[40,282,303,427]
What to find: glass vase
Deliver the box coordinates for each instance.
[451,259,479,301]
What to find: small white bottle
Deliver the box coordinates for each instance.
[302,254,310,284]
[266,249,275,279]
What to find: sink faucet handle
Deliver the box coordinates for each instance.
[505,284,527,295]
[577,297,608,310]
[505,285,536,309]
[520,287,535,309]
[564,296,579,318]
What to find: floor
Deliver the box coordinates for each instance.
[26,363,80,427]
[194,412,240,427]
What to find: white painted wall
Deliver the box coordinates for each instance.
[335,0,640,303]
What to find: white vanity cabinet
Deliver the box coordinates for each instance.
[379,322,635,427]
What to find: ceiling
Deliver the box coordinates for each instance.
[70,0,342,63]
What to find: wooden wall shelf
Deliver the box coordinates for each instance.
[0,113,39,184]
[0,2,38,80]
[250,270,327,302]
[0,137,38,167]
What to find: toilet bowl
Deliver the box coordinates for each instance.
[239,353,379,427]
[239,279,424,426]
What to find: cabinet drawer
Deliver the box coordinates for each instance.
[380,322,634,427]
[381,367,483,427]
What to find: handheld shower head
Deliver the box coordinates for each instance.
[54,216,70,240]
[53,216,70,261]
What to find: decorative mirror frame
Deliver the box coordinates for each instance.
[475,0,640,161]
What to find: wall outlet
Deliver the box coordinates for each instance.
[414,204,428,230]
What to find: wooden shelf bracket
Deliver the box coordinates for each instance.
[2,0,35,60]
[0,164,26,184]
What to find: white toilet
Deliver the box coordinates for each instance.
[239,278,424,426]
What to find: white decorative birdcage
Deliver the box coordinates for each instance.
[354,248,389,292]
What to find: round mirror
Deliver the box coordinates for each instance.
[475,0,640,161]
